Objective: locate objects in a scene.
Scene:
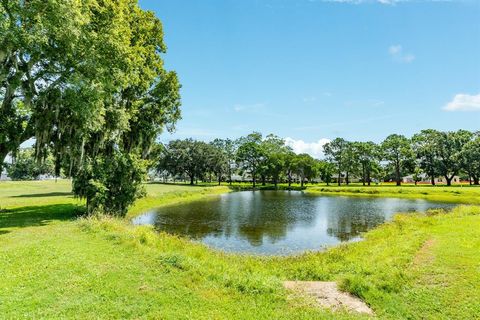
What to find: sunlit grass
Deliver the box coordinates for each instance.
[1,181,479,318]
[306,184,480,204]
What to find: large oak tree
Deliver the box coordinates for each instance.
[1,0,181,215]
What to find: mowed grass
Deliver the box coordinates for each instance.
[306,183,480,204]
[1,181,480,319]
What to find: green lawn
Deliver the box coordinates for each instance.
[1,181,479,319]
[306,183,480,204]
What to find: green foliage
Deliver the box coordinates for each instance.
[1,0,181,214]
[73,152,147,216]
[381,134,415,186]
[323,138,349,185]
[352,141,380,186]
[152,129,479,192]
[318,161,335,185]
[435,130,473,185]
[292,153,317,187]
[412,167,423,185]
[460,133,480,184]
[210,138,237,184]
[158,139,217,185]
[236,132,265,187]
[6,148,54,180]
[412,129,442,184]
[258,134,290,186]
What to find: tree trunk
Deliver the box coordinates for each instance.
[288,171,292,188]
[190,174,194,185]
[396,164,401,186]
[473,176,479,185]
[0,149,8,178]
[445,175,453,186]
[261,175,266,186]
[301,177,304,188]
[218,174,221,186]
[362,165,366,186]
[367,171,371,186]
[252,173,256,189]
[430,175,435,186]
[346,171,350,185]
[337,170,341,186]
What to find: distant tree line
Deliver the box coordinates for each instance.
[156,129,480,187]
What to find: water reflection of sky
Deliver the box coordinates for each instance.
[132,191,456,255]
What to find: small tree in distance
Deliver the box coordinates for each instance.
[381,134,415,186]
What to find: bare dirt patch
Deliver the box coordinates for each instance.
[412,238,436,267]
[283,281,374,315]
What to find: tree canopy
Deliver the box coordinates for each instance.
[154,129,479,189]
[1,0,181,215]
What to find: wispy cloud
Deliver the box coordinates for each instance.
[388,45,415,63]
[302,96,317,103]
[293,113,398,131]
[343,99,385,107]
[285,137,331,159]
[302,92,332,103]
[232,102,287,118]
[233,103,266,113]
[443,93,480,112]
[371,100,385,107]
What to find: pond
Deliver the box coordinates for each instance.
[132,191,456,255]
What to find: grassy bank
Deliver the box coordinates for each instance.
[0,180,231,220]
[127,183,231,218]
[1,181,480,318]
[305,184,480,204]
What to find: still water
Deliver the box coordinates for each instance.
[133,191,455,255]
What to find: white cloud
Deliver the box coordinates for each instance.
[388,45,415,63]
[233,103,265,113]
[443,93,480,112]
[285,137,331,159]
[344,99,385,107]
[389,45,402,55]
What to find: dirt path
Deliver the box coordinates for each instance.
[284,281,374,315]
[412,238,437,267]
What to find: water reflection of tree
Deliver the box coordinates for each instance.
[149,193,446,250]
[153,191,317,247]
[326,199,386,241]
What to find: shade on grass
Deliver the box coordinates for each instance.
[1,181,479,318]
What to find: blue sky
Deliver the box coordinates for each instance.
[140,0,480,157]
